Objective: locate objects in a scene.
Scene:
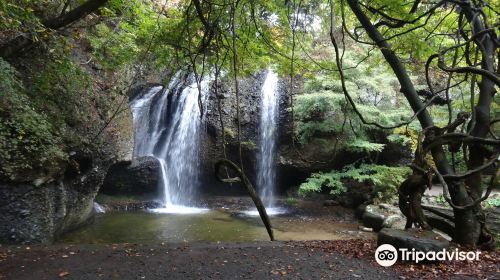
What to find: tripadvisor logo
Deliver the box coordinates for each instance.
[375,244,398,267]
[375,244,481,266]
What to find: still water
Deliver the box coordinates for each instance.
[58,210,373,244]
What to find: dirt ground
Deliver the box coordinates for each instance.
[0,241,399,280]
[1,240,499,280]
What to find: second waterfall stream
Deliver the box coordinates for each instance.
[247,69,285,216]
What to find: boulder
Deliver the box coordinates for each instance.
[362,212,386,232]
[0,166,102,244]
[101,156,160,196]
[382,215,402,229]
[425,215,456,239]
[378,228,449,253]
[355,203,368,219]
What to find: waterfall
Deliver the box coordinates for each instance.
[256,69,280,209]
[130,73,209,214]
[93,202,106,214]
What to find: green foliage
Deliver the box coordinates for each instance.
[0,58,66,181]
[483,197,500,209]
[293,66,412,158]
[87,0,179,70]
[299,164,411,200]
[346,139,385,153]
[368,165,412,200]
[224,127,237,139]
[286,197,298,205]
[0,1,45,34]
[28,44,94,146]
[298,170,346,196]
[88,23,141,70]
[434,194,448,206]
[387,133,411,146]
[294,90,346,144]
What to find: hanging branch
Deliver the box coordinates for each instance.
[230,0,244,170]
[214,48,229,161]
[432,164,497,211]
[288,0,299,148]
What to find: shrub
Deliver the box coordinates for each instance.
[299,163,411,200]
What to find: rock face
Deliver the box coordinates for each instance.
[100,156,160,196]
[0,164,102,244]
[0,118,133,244]
[0,35,138,244]
[198,72,412,197]
[200,72,295,195]
[378,228,449,253]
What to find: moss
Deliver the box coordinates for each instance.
[224,127,237,139]
[0,58,67,181]
[0,33,134,182]
[241,140,257,150]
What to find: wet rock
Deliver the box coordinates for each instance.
[362,212,385,232]
[0,166,102,244]
[378,228,449,253]
[129,83,163,101]
[382,215,401,229]
[378,203,392,210]
[101,156,160,196]
[19,209,31,217]
[425,215,455,240]
[355,203,368,219]
[100,200,162,211]
[422,204,500,238]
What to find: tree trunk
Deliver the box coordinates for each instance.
[346,0,480,245]
[0,0,109,58]
[215,159,274,241]
[460,3,497,246]
[42,0,108,29]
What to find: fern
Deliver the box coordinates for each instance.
[299,164,411,200]
[346,139,385,153]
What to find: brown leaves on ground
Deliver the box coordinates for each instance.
[303,239,500,279]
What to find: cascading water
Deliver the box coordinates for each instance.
[257,70,279,207]
[130,73,209,214]
[253,69,286,216]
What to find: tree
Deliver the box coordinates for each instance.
[0,0,109,58]
[337,0,498,246]
[160,0,499,246]
[3,0,496,247]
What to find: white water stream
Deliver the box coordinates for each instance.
[130,74,209,214]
